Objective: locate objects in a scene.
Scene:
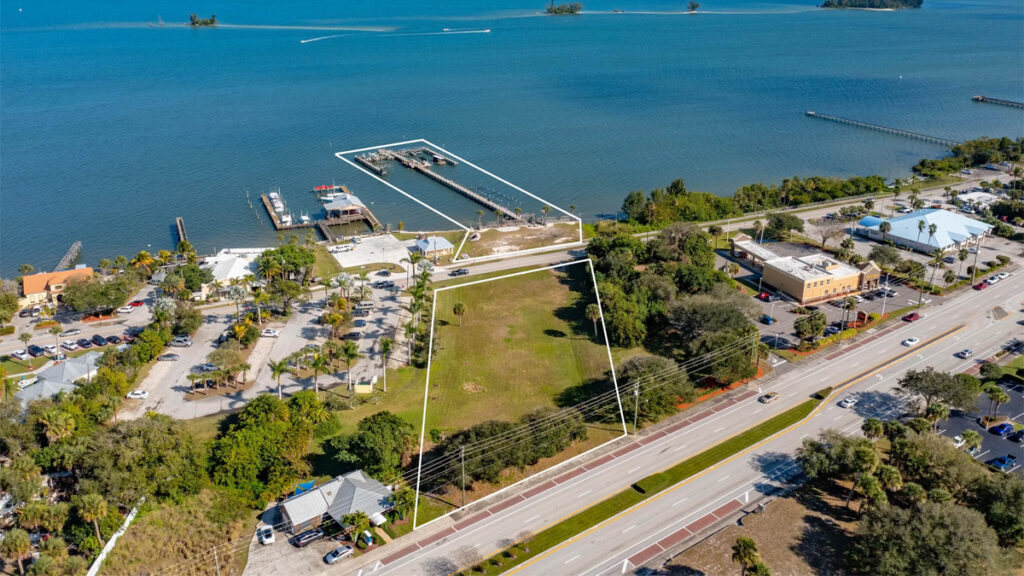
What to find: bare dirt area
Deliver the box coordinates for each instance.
[459,222,579,258]
[661,483,857,576]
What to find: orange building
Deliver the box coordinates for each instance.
[20,267,94,306]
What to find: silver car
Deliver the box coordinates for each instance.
[324,545,354,564]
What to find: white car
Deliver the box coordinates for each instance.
[996,272,1009,280]
[260,329,280,338]
[11,350,30,362]
[43,344,58,355]
[126,390,148,400]
[839,396,859,408]
[61,340,79,351]
[986,276,999,285]
[952,435,965,448]
[902,337,920,347]
[116,305,134,314]
[257,527,275,545]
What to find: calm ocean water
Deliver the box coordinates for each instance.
[1,0,1022,275]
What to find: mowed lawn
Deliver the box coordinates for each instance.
[425,263,614,432]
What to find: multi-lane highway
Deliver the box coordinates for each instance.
[309,269,1022,576]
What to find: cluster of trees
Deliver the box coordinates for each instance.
[61,274,136,315]
[396,253,435,367]
[158,263,213,301]
[733,175,887,214]
[799,424,1023,575]
[332,411,415,481]
[588,223,759,385]
[913,136,1024,178]
[545,2,582,14]
[188,13,217,26]
[209,393,329,506]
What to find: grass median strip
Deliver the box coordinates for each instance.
[462,390,829,575]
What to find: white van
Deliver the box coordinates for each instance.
[355,301,374,310]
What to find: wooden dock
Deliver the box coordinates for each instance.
[973,95,1024,109]
[175,217,189,244]
[805,111,959,147]
[54,241,82,272]
[260,193,381,236]
[375,148,525,222]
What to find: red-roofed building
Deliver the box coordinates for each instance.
[20,267,94,306]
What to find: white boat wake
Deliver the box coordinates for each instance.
[301,28,491,44]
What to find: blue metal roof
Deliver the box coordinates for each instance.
[860,209,992,249]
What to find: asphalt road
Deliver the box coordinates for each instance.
[277,268,1023,576]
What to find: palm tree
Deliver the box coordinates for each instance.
[391,483,416,520]
[842,296,858,331]
[0,528,30,575]
[407,300,425,329]
[113,254,128,271]
[49,326,62,356]
[341,511,371,540]
[878,221,891,244]
[957,247,969,278]
[268,358,290,399]
[494,209,503,226]
[708,224,723,248]
[308,354,329,397]
[960,429,982,452]
[915,219,926,249]
[541,205,550,225]
[943,269,956,288]
[731,537,760,576]
[340,341,361,391]
[97,258,112,275]
[356,285,373,302]
[258,257,282,283]
[585,303,601,338]
[453,302,466,326]
[379,337,393,392]
[17,333,32,366]
[925,403,949,431]
[38,408,75,445]
[986,387,1010,420]
[77,493,108,547]
[129,250,156,274]
[748,563,771,576]
[926,223,938,249]
[160,274,185,299]
[476,210,484,229]
[18,264,34,276]
[752,220,763,243]
[727,262,741,278]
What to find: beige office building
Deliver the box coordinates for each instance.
[763,254,866,304]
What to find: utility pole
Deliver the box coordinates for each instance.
[213,547,221,576]
[632,384,640,435]
[460,445,466,508]
[970,235,984,284]
[880,273,890,317]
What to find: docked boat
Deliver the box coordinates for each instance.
[280,213,293,226]
[299,213,311,224]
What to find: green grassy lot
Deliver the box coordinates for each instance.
[1,355,50,375]
[312,244,343,279]
[426,262,614,432]
[470,392,827,575]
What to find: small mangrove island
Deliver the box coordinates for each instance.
[546,2,583,15]
[188,13,218,26]
[821,0,922,8]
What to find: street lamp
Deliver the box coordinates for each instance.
[632,384,640,435]
[880,272,890,317]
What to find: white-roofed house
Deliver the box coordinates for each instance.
[15,352,101,407]
[411,236,455,263]
[279,470,393,534]
[199,248,268,298]
[856,209,993,255]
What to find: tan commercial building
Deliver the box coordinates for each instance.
[19,267,94,307]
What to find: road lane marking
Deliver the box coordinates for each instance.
[713,426,725,433]
[523,515,539,524]
[622,525,636,534]
[673,444,688,452]
[577,489,592,498]
[672,496,689,507]
[565,555,580,564]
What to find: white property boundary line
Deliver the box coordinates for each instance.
[334,139,584,263]
[412,258,625,529]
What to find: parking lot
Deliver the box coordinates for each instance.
[937,379,1024,475]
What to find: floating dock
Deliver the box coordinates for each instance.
[805,111,959,147]
[972,95,1024,109]
[175,217,189,245]
[361,147,525,223]
[54,241,82,272]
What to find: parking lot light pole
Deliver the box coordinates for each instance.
[633,384,640,435]
[880,273,890,317]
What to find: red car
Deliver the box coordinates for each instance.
[973,282,989,290]
[903,312,921,322]
[129,300,145,307]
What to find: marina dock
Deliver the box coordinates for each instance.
[972,95,1024,109]
[54,241,82,272]
[359,147,525,223]
[805,111,959,147]
[259,192,381,235]
[175,217,189,245]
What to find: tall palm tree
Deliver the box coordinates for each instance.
[157,249,173,265]
[77,493,108,547]
[731,537,760,576]
[407,300,425,329]
[113,254,128,272]
[960,429,982,453]
[17,333,32,366]
[129,251,155,274]
[541,205,550,225]
[356,285,373,302]
[987,387,1010,420]
[494,209,503,226]
[0,528,30,575]
[268,358,290,399]
[379,337,393,393]
[878,221,891,244]
[308,354,329,397]
[38,408,75,445]
[258,257,282,283]
[957,247,969,278]
[340,341,361,391]
[97,258,112,276]
[453,302,466,326]
[943,269,956,288]
[585,303,602,338]
[48,326,62,357]
[926,223,938,250]
[915,219,926,248]
[476,209,484,229]
[842,296,858,331]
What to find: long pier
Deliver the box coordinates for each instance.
[54,241,82,272]
[371,148,525,222]
[973,95,1024,109]
[805,111,959,147]
[175,217,189,245]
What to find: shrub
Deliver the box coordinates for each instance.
[313,414,343,441]
[996,255,1010,265]
[0,325,14,335]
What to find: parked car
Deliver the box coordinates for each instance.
[342,332,360,341]
[996,272,1009,280]
[956,349,973,359]
[11,350,30,362]
[989,423,1015,437]
[293,528,325,548]
[952,435,966,448]
[76,338,93,349]
[986,276,1000,285]
[91,334,108,346]
[157,353,180,361]
[257,527,275,545]
[198,363,217,373]
[169,336,192,347]
[987,454,1018,472]
[902,313,920,322]
[758,393,779,404]
[125,390,148,400]
[42,344,58,355]
[376,269,392,277]
[116,305,134,314]
[974,282,989,290]
[61,341,79,351]
[838,396,858,408]
[760,315,776,325]
[324,545,354,564]
[59,328,81,337]
[757,291,780,303]
[106,335,122,344]
[129,300,145,307]
[354,319,367,328]
[1007,429,1024,443]
[824,326,840,336]
[260,329,280,338]
[449,268,470,277]
[27,345,45,358]
[902,337,920,347]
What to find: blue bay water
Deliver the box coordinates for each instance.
[1,0,1022,275]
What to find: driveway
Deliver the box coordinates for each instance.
[330,235,417,269]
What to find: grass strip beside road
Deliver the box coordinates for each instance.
[467,393,827,575]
